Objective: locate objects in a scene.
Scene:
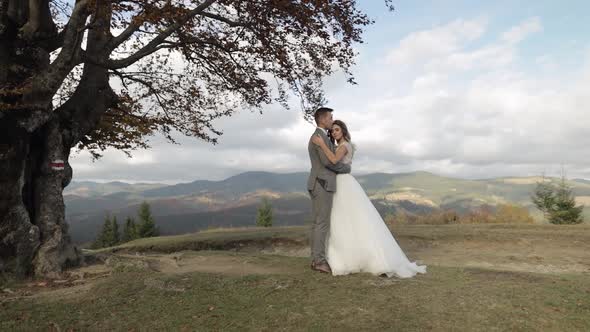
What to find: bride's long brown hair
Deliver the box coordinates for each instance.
[328,120,351,146]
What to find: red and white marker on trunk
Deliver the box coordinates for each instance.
[50,160,65,171]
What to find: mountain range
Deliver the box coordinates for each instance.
[64,171,590,244]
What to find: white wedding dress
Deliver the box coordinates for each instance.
[326,141,427,278]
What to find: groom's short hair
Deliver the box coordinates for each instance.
[314,107,333,125]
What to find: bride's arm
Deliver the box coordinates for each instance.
[314,136,348,164]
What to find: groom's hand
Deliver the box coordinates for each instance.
[333,163,351,174]
[313,135,350,174]
[323,157,350,174]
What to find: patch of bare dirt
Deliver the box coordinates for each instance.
[260,246,310,257]
[0,264,111,303]
[1,251,294,303]
[113,252,292,276]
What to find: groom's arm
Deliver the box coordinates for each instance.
[315,145,351,174]
[329,162,351,174]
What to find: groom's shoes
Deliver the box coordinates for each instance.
[311,261,332,274]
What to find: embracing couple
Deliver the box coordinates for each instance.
[307,107,427,278]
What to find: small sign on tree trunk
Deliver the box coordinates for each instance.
[50,159,64,171]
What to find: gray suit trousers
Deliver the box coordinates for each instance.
[309,179,333,263]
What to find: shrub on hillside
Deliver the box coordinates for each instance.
[532,175,584,224]
[256,198,273,227]
[459,205,495,224]
[387,209,459,225]
[137,201,159,237]
[493,204,535,224]
[92,202,158,249]
[122,217,139,242]
[93,215,120,248]
[388,204,534,225]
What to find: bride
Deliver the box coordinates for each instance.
[311,120,426,278]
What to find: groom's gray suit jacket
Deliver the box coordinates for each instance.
[307,128,351,192]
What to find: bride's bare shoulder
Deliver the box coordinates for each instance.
[336,141,353,154]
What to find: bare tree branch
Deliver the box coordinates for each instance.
[105,0,217,69]
[23,0,90,107]
[107,12,143,50]
[198,11,248,27]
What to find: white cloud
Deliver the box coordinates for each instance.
[427,43,515,72]
[386,18,488,66]
[337,16,590,177]
[412,73,445,90]
[69,16,590,183]
[501,17,542,44]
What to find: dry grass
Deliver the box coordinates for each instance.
[388,203,535,225]
[2,224,590,331]
[575,196,590,205]
[2,251,590,331]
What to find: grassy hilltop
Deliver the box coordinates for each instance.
[2,224,590,331]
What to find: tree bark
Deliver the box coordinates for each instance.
[1,0,82,278]
[30,118,81,278]
[0,116,82,279]
[0,116,40,277]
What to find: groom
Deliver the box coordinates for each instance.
[307,107,351,273]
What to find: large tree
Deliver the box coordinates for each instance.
[0,0,391,278]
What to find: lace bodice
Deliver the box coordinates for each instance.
[339,141,354,165]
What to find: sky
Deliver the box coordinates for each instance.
[69,0,590,184]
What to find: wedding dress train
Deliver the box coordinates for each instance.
[326,172,427,278]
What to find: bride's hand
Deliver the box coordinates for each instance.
[311,134,325,146]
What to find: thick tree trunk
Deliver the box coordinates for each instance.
[0,117,40,277]
[1,0,82,278]
[30,118,81,278]
[0,114,81,278]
